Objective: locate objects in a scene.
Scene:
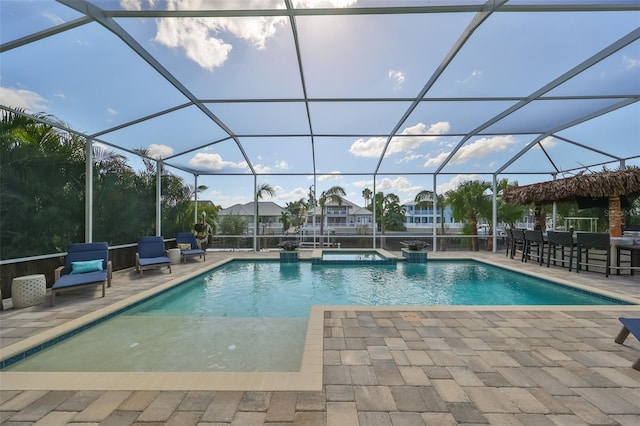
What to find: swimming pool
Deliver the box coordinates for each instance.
[2,260,631,373]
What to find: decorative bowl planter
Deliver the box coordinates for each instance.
[279,240,299,263]
[401,240,429,263]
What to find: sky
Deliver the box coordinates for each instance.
[1,0,639,209]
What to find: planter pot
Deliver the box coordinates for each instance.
[280,251,299,263]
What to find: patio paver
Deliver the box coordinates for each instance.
[1,250,639,424]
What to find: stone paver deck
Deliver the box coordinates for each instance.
[1,250,639,425]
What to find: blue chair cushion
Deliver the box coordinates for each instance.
[137,236,167,258]
[52,270,108,290]
[181,249,204,256]
[138,256,170,267]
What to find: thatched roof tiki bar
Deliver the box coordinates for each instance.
[502,167,640,237]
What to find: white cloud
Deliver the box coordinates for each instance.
[349,121,450,158]
[456,70,482,84]
[318,171,342,182]
[623,55,640,69]
[274,186,309,204]
[536,136,556,149]
[0,86,48,112]
[376,176,421,195]
[437,174,482,194]
[424,135,515,167]
[274,160,289,170]
[388,69,405,91]
[118,0,287,70]
[147,144,174,159]
[352,179,374,188]
[107,107,118,116]
[189,152,247,170]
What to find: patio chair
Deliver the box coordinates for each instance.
[523,229,546,265]
[576,232,610,277]
[51,242,112,306]
[614,317,640,370]
[546,230,576,271]
[136,236,171,278]
[175,232,206,263]
[505,228,513,258]
[510,228,526,260]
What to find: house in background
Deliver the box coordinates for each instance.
[304,197,373,232]
[218,201,286,234]
[403,201,456,230]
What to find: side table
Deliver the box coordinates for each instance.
[11,274,47,308]
[168,248,182,265]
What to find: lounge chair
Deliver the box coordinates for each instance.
[175,232,206,263]
[136,236,171,277]
[51,242,112,306]
[614,317,640,370]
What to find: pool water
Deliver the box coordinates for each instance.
[321,251,385,261]
[3,260,626,373]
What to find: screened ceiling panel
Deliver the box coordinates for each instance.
[378,135,465,175]
[296,12,473,98]
[547,42,640,97]
[427,11,640,98]
[404,101,519,135]
[434,135,530,174]
[484,99,626,135]
[554,104,640,159]
[99,105,229,154]
[308,101,411,134]
[239,136,315,175]
[1,0,638,206]
[0,1,83,42]
[116,16,304,100]
[164,138,248,175]
[205,102,310,135]
[92,0,287,11]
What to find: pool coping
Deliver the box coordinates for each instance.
[1,255,639,391]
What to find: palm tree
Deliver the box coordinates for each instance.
[446,180,492,251]
[318,185,346,246]
[255,183,275,250]
[373,191,403,248]
[362,188,372,208]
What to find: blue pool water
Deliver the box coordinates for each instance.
[3,260,628,372]
[321,251,385,261]
[134,260,619,319]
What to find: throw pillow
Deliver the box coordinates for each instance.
[71,259,104,274]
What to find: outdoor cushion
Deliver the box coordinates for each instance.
[51,242,111,306]
[71,259,103,274]
[52,270,108,290]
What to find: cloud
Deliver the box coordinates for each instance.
[147,144,175,159]
[623,55,640,69]
[119,0,288,70]
[388,69,405,91]
[456,70,482,84]
[107,107,118,116]
[189,152,246,170]
[349,121,450,158]
[376,176,421,195]
[0,86,48,112]
[424,135,515,167]
[437,174,482,194]
[352,179,374,188]
[536,136,556,149]
[318,171,342,182]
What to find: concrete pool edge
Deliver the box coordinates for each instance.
[1,254,639,391]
